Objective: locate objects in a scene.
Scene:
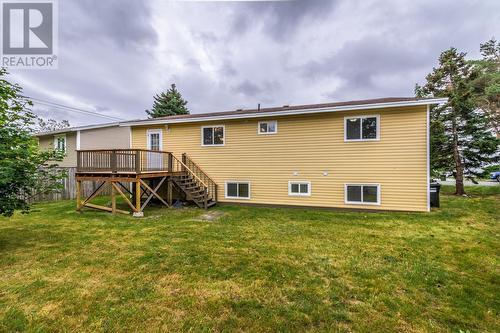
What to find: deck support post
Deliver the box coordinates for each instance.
[167,178,173,206]
[133,179,143,217]
[76,180,81,211]
[111,181,116,214]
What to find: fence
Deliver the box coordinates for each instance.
[29,167,111,202]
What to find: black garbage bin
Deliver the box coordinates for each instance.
[430,182,441,208]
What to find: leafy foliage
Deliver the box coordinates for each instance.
[0,68,65,217]
[416,47,500,194]
[146,84,189,118]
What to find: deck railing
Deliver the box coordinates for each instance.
[77,149,174,174]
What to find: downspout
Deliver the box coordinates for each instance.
[76,130,81,150]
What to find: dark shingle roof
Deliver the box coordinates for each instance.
[149,97,437,122]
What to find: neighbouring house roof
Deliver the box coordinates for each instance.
[121,97,448,126]
[33,121,127,137]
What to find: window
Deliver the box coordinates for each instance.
[202,125,225,146]
[288,181,311,196]
[225,182,250,199]
[258,120,277,134]
[345,184,380,205]
[54,135,66,153]
[345,115,379,141]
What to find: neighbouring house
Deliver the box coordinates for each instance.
[36,122,132,167]
[99,96,445,213]
[34,122,133,201]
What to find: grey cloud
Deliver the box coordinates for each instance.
[62,0,158,49]
[232,80,281,98]
[302,37,428,81]
[232,0,337,41]
[300,0,500,101]
[233,80,261,97]
[185,58,202,71]
[220,60,238,77]
[312,37,431,100]
[191,31,219,44]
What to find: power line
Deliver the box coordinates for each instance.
[33,100,124,121]
[23,95,125,121]
[29,97,124,121]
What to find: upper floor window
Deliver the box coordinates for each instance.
[202,125,224,146]
[258,120,277,134]
[345,115,379,141]
[54,135,66,153]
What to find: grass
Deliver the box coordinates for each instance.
[0,187,499,332]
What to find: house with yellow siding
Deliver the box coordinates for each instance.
[119,97,447,212]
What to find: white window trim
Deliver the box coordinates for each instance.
[344,115,380,142]
[257,120,278,135]
[344,183,381,205]
[53,134,67,152]
[146,129,163,150]
[288,181,311,197]
[224,181,251,200]
[201,125,225,147]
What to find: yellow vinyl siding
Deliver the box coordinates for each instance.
[132,105,428,211]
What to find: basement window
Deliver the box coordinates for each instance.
[288,181,311,196]
[202,125,225,146]
[225,182,250,199]
[345,115,379,141]
[345,184,380,205]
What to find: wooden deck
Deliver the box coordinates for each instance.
[75,150,218,216]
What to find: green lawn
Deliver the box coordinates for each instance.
[0,186,499,332]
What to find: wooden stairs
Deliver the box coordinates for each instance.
[172,174,216,208]
[172,154,218,209]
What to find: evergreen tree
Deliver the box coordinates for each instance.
[470,38,500,136]
[0,68,65,216]
[146,84,189,118]
[416,48,499,195]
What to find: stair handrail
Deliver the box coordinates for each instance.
[182,154,218,202]
[171,154,208,188]
[182,154,216,185]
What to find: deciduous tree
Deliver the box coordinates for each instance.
[0,68,65,217]
[33,118,70,133]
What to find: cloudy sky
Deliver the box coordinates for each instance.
[8,0,500,126]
